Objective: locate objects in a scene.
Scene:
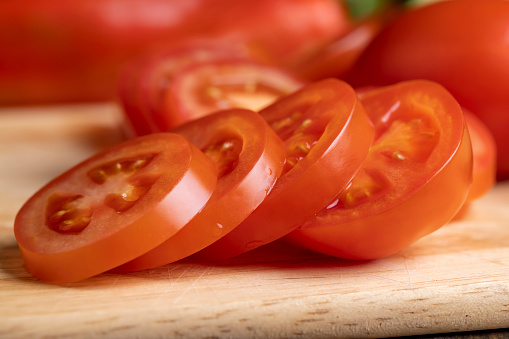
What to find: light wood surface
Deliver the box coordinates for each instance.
[1,103,509,339]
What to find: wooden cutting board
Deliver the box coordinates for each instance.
[1,103,508,339]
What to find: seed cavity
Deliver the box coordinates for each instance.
[45,194,92,234]
[87,155,154,185]
[203,138,242,177]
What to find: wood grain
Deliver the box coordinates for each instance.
[1,103,509,339]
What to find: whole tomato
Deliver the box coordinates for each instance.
[346,0,509,179]
[0,0,350,105]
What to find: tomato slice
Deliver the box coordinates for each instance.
[463,109,497,202]
[286,80,473,260]
[14,133,217,283]
[194,79,375,261]
[118,109,286,271]
[118,41,253,136]
[162,59,304,128]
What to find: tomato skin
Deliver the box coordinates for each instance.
[194,79,375,261]
[346,0,509,179]
[463,109,497,202]
[0,0,350,105]
[14,133,217,283]
[287,80,473,260]
[118,109,286,271]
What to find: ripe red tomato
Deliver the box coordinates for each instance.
[194,79,375,261]
[346,0,509,179]
[0,0,350,105]
[14,133,217,283]
[118,109,286,271]
[286,80,473,260]
[463,109,497,202]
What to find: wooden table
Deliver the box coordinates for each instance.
[1,103,508,338]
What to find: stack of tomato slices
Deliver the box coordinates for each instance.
[15,74,496,283]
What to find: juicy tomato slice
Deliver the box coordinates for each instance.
[345,0,509,179]
[118,41,254,136]
[162,59,304,129]
[194,79,375,261]
[286,80,473,260]
[118,109,286,271]
[14,133,217,283]
[463,109,497,202]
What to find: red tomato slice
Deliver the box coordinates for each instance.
[118,109,286,271]
[194,79,375,261]
[346,0,509,179]
[161,59,304,129]
[14,133,217,283]
[118,41,253,136]
[463,109,497,202]
[286,80,473,260]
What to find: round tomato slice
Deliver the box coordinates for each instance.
[161,58,304,129]
[118,41,253,136]
[286,80,473,260]
[14,133,217,283]
[118,109,286,271]
[346,0,509,179]
[463,109,497,202]
[194,79,375,261]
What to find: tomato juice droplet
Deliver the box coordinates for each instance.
[212,223,224,237]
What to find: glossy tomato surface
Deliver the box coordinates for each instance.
[346,0,509,179]
[287,80,473,260]
[14,133,217,283]
[119,109,286,271]
[195,79,375,261]
[0,0,350,105]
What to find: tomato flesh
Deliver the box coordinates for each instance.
[165,59,303,125]
[194,79,375,261]
[14,133,217,283]
[287,80,473,260]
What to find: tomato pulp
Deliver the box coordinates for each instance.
[14,133,217,283]
[119,109,286,271]
[195,79,375,261]
[287,80,473,260]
